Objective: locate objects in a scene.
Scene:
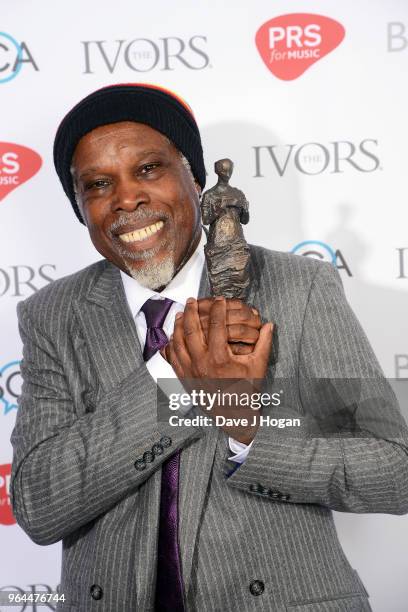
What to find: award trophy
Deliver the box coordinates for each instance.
[200,158,250,299]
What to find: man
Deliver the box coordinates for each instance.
[10,84,408,612]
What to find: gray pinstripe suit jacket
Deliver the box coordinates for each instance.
[10,245,408,611]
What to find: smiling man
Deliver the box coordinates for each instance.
[10,84,408,612]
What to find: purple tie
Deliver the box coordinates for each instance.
[141,298,185,611]
[141,297,174,362]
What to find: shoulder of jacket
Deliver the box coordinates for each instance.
[17,259,109,323]
[249,243,336,282]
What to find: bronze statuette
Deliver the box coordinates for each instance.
[201,158,250,299]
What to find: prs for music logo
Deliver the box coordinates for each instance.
[0,143,42,202]
[0,464,15,525]
[255,14,345,80]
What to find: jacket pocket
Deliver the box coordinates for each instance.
[286,593,371,611]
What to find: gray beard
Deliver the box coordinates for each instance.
[125,253,176,291]
[107,209,177,290]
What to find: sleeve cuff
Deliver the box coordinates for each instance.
[228,436,254,464]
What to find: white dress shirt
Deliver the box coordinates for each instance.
[119,231,253,463]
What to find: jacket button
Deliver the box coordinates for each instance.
[249,580,265,596]
[134,458,146,471]
[160,436,172,448]
[143,451,154,463]
[152,443,164,456]
[269,490,282,499]
[90,584,103,600]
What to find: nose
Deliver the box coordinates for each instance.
[112,177,150,212]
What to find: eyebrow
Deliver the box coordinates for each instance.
[76,168,102,181]
[73,150,167,181]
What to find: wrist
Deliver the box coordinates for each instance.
[232,423,259,445]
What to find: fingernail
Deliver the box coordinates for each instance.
[170,334,174,341]
[268,323,273,333]
[186,297,195,304]
[175,312,183,320]
[251,308,258,315]
[215,296,224,301]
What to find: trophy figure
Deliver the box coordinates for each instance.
[201,158,250,299]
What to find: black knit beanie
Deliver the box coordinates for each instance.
[53,83,206,224]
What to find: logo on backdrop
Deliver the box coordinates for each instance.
[82,35,210,74]
[291,241,352,276]
[0,143,42,201]
[387,22,408,52]
[0,32,39,83]
[0,264,56,297]
[0,464,15,525]
[253,139,380,177]
[1,361,21,415]
[255,14,345,80]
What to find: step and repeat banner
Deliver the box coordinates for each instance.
[2,1,408,610]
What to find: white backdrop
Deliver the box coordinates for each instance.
[1,1,408,610]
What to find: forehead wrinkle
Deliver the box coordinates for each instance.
[86,127,123,143]
[79,123,173,148]
[83,122,144,142]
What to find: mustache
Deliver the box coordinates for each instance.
[107,209,172,234]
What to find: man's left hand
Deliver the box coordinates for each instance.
[198,297,261,355]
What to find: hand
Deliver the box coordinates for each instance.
[161,297,273,444]
[198,297,261,355]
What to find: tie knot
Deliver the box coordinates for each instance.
[141,297,174,330]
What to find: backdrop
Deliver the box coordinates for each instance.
[2,1,408,610]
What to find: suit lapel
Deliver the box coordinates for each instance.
[72,261,147,394]
[246,244,263,307]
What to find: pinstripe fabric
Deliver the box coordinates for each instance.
[10,246,408,611]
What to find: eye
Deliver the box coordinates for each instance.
[140,162,160,174]
[84,178,111,190]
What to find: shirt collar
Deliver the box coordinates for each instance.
[120,229,206,317]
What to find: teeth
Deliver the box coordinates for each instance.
[119,220,164,243]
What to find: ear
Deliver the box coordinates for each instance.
[72,183,87,225]
[194,181,202,197]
